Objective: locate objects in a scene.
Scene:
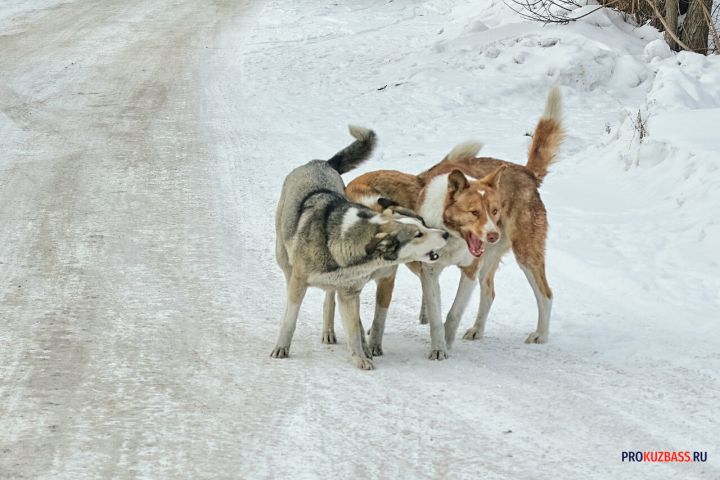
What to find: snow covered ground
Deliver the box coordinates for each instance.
[1,0,718,478]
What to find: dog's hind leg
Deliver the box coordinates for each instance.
[508,197,552,343]
[518,261,552,344]
[270,272,308,358]
[322,290,337,344]
[337,289,374,370]
[276,236,291,283]
[512,233,552,343]
[367,266,398,356]
[510,198,552,343]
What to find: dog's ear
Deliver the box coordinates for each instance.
[447,169,468,200]
[479,165,506,189]
[377,197,399,211]
[365,232,386,255]
[365,232,399,260]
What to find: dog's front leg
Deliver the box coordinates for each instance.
[418,291,429,325]
[406,262,429,324]
[367,268,397,356]
[337,289,374,370]
[359,318,372,359]
[420,266,447,360]
[321,290,337,344]
[271,273,308,358]
[444,273,477,348]
[462,248,503,341]
[463,274,495,341]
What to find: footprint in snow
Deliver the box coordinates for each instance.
[484,46,500,58]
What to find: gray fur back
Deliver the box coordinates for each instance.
[276,160,345,244]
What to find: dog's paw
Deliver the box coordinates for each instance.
[369,343,384,356]
[270,346,289,358]
[321,331,337,344]
[428,349,448,361]
[462,327,484,341]
[525,331,548,344]
[353,356,375,370]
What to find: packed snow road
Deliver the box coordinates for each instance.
[1,1,718,479]
[0,1,259,477]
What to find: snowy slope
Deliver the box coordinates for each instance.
[1,0,719,478]
[204,1,720,477]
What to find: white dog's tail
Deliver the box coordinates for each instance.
[416,141,483,183]
[327,125,377,174]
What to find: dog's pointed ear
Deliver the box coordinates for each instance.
[447,169,468,199]
[365,232,399,260]
[479,165,506,189]
[377,197,399,212]
[365,232,387,255]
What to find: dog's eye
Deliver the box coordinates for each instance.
[471,210,480,217]
[415,231,424,238]
[492,208,498,215]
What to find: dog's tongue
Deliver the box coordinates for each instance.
[466,233,484,257]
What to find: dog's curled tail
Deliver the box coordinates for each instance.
[327,125,377,174]
[417,141,483,183]
[442,140,484,164]
[526,86,565,185]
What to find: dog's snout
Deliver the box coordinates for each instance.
[442,231,450,240]
[486,231,500,244]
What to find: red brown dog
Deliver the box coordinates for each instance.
[335,87,564,359]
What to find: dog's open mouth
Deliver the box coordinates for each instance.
[465,232,485,257]
[426,250,440,262]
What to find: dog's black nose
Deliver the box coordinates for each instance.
[442,231,450,240]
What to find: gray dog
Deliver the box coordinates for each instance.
[272,126,448,369]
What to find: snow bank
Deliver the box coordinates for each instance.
[217,0,720,374]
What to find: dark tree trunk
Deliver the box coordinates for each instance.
[681,0,712,53]
[665,0,679,50]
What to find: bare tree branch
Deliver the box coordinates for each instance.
[506,0,717,55]
[504,0,614,24]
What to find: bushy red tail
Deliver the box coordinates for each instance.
[526,87,565,185]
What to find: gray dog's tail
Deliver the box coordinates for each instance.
[327,125,377,174]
